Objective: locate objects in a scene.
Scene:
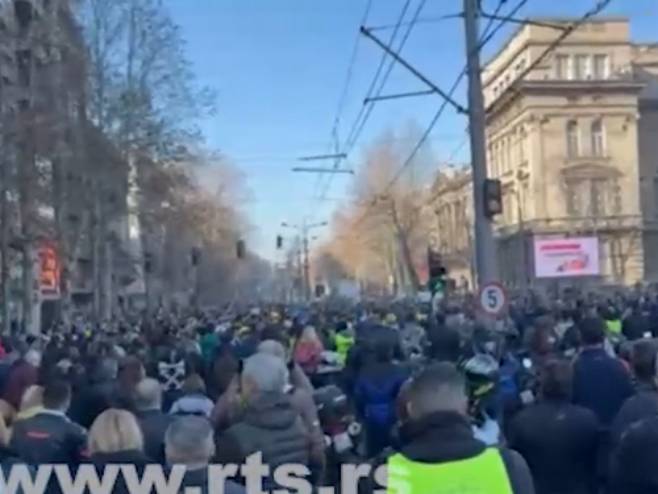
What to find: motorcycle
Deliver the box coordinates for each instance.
[312,385,363,485]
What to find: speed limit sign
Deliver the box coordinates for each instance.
[478,282,508,316]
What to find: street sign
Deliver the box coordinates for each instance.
[478,282,508,316]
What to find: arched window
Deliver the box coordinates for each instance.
[566,120,579,158]
[591,119,604,156]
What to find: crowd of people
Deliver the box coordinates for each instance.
[0,291,657,493]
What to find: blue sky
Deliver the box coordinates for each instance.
[165,0,658,261]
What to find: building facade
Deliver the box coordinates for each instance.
[431,18,658,288]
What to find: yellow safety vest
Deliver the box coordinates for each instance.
[334,333,354,365]
[387,448,514,494]
[606,319,622,335]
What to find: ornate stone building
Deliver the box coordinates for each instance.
[430,18,658,288]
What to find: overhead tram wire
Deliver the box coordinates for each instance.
[350,0,522,228]
[315,0,416,206]
[309,0,375,212]
[419,0,613,218]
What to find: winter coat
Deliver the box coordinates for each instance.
[572,347,633,426]
[135,409,174,465]
[608,415,658,494]
[362,411,535,494]
[611,383,658,447]
[215,392,310,491]
[2,360,38,410]
[508,400,601,494]
[10,410,87,466]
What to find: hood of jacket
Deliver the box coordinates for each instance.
[243,392,299,431]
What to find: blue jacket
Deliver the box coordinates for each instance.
[354,362,408,429]
[572,347,633,426]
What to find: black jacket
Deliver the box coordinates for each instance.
[611,383,658,447]
[135,409,174,464]
[176,466,245,494]
[572,348,633,426]
[10,410,87,466]
[622,313,651,341]
[90,449,152,494]
[362,411,535,494]
[609,415,658,494]
[507,400,600,494]
[216,392,310,490]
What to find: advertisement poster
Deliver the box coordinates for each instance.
[534,236,600,278]
[39,244,61,297]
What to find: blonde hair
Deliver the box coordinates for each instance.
[88,409,144,454]
[20,386,44,412]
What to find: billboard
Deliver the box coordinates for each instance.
[534,236,600,278]
[39,244,61,298]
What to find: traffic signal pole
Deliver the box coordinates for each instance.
[463,0,498,288]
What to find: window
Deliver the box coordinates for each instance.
[591,179,607,216]
[573,55,590,80]
[593,54,609,79]
[566,179,583,216]
[566,120,579,158]
[555,54,570,79]
[566,177,619,217]
[591,119,604,156]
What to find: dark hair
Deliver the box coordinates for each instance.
[541,359,573,401]
[427,327,461,363]
[42,379,71,409]
[632,340,657,382]
[578,317,606,345]
[407,362,466,416]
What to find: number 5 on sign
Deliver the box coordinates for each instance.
[478,282,508,316]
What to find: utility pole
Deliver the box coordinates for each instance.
[302,232,310,302]
[463,0,498,287]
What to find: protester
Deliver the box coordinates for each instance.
[88,409,151,494]
[608,415,658,494]
[354,339,408,456]
[134,378,173,464]
[168,373,214,417]
[611,339,658,445]
[10,379,86,466]
[572,316,633,425]
[293,326,324,374]
[508,359,600,494]
[364,362,534,494]
[165,416,245,494]
[622,301,651,341]
[215,353,313,490]
[3,349,40,411]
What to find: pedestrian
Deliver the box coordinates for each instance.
[572,317,633,426]
[363,362,534,494]
[168,374,214,417]
[134,378,173,464]
[88,409,151,494]
[608,415,658,494]
[215,353,313,490]
[354,339,408,456]
[611,339,658,445]
[165,416,245,494]
[508,359,600,494]
[10,379,86,466]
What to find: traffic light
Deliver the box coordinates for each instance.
[236,239,246,259]
[483,178,503,218]
[276,235,283,250]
